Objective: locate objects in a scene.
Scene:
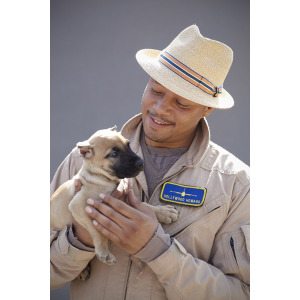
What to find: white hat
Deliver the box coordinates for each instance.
[136,25,234,109]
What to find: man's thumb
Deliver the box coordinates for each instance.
[127,189,140,208]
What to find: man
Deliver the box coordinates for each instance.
[50,25,250,299]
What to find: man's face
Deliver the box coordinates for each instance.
[141,77,213,148]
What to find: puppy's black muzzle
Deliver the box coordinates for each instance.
[135,158,144,171]
[111,149,144,179]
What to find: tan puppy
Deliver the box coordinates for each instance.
[50,126,179,268]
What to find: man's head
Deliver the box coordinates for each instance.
[136,25,234,147]
[141,77,213,148]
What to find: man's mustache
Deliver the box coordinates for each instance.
[148,111,176,125]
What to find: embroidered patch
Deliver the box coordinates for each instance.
[160,182,206,207]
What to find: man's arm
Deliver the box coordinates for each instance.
[86,185,250,299]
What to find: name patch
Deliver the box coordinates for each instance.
[160,182,206,207]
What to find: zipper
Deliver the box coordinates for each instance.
[124,258,133,300]
[230,237,238,265]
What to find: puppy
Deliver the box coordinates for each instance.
[50,126,178,268]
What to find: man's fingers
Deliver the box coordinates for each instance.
[127,189,140,208]
[127,190,156,217]
[92,219,121,246]
[85,205,123,236]
[110,182,123,199]
[87,198,129,226]
[99,193,139,219]
[110,179,128,201]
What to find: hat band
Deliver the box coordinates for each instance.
[158,51,223,97]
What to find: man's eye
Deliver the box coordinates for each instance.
[110,151,118,157]
[152,88,161,94]
[176,100,189,108]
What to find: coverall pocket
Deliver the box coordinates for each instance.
[171,202,223,239]
[168,195,225,238]
[222,226,250,285]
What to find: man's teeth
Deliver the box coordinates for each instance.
[154,119,166,124]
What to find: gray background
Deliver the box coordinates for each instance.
[50,0,249,298]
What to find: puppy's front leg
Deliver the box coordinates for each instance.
[69,193,116,265]
[141,203,179,224]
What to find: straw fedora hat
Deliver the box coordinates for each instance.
[136,25,234,109]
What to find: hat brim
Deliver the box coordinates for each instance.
[136,49,234,110]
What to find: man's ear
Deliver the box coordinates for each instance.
[108,125,118,132]
[203,107,214,118]
[77,141,94,158]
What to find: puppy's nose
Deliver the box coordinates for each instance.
[136,159,144,171]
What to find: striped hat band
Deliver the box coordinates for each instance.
[159,51,223,97]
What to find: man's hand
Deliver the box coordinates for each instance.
[71,178,131,248]
[85,190,159,255]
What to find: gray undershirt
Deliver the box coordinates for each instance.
[140,131,189,197]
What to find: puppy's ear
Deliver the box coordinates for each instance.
[77,140,93,150]
[77,141,94,158]
[108,125,117,132]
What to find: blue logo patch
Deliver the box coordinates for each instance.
[160,182,206,207]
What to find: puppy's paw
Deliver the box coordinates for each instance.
[156,205,179,224]
[77,263,91,281]
[96,251,116,265]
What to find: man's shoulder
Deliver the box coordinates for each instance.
[201,141,250,187]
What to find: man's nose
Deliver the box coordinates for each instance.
[153,96,171,114]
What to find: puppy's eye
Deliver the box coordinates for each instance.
[110,151,118,158]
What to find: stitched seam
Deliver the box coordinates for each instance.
[231,233,247,282]
[177,205,225,240]
[166,196,224,235]
[236,172,250,187]
[221,233,232,273]
[223,231,246,281]
[202,143,249,177]
[150,271,155,300]
[122,257,132,299]
[234,234,247,282]
[227,233,239,274]
[102,262,109,300]
[234,233,250,283]
[232,180,249,199]
[232,179,244,199]
[198,144,213,169]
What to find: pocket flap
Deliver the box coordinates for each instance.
[163,195,225,237]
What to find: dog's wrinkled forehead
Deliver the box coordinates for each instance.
[89,129,128,152]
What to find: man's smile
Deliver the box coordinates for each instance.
[148,112,175,129]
